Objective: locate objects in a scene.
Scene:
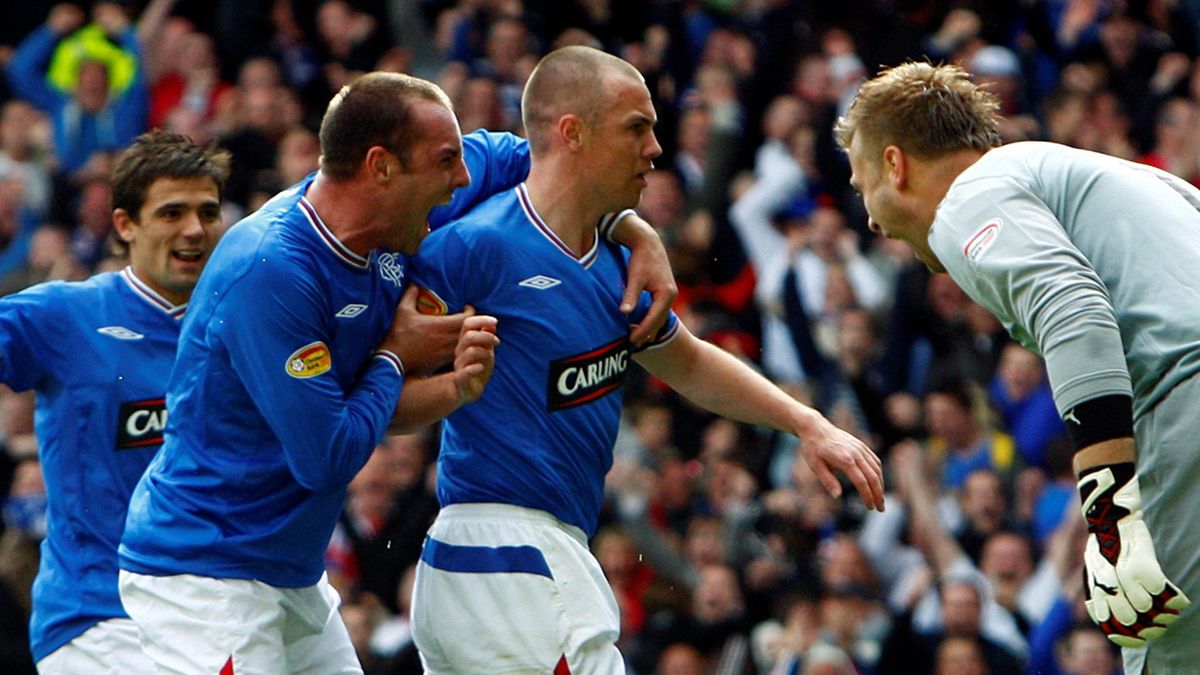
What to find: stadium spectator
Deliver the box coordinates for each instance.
[7,3,148,174]
[989,343,1068,470]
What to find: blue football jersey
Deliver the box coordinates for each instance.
[409,184,678,536]
[119,130,531,588]
[0,268,182,661]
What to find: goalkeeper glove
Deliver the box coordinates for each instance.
[1078,462,1190,647]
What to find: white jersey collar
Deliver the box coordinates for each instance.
[516,184,599,267]
[298,197,370,270]
[121,267,187,319]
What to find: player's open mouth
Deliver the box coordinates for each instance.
[172,250,203,262]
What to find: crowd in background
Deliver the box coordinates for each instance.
[0,0,1194,673]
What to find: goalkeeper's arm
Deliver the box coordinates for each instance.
[1069,395,1190,647]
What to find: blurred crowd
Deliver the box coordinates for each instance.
[1,0,1196,673]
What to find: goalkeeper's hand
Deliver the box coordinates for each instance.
[1078,462,1190,647]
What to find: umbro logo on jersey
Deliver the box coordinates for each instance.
[519,275,562,290]
[378,252,405,287]
[335,303,368,318]
[97,326,145,340]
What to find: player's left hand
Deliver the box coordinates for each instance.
[451,314,499,404]
[1078,462,1190,647]
[799,414,884,511]
[615,212,677,346]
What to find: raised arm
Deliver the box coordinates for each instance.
[634,322,884,510]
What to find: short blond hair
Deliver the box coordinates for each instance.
[835,62,1001,159]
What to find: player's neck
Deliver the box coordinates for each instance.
[128,266,191,306]
[305,173,388,257]
[524,170,599,257]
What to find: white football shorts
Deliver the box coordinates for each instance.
[118,570,361,674]
[411,503,625,675]
[37,617,155,674]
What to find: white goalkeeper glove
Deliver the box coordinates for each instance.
[1078,462,1190,647]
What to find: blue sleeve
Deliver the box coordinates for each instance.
[0,285,55,391]
[214,261,404,493]
[1024,596,1070,675]
[6,26,65,112]
[408,227,482,313]
[428,130,529,229]
[620,247,679,349]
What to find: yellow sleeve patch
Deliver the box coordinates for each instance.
[415,287,448,316]
[285,341,332,378]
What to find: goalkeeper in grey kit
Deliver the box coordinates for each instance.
[837,61,1200,674]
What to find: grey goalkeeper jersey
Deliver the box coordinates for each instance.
[929,141,1200,420]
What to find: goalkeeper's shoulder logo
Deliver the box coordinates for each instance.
[964,217,1003,262]
[285,341,332,378]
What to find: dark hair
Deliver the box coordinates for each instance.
[111,129,231,221]
[318,72,453,179]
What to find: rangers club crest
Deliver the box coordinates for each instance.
[378,252,405,287]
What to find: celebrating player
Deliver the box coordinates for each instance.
[406,46,885,673]
[837,61,1199,672]
[0,130,228,671]
[117,71,677,673]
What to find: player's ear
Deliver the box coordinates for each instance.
[883,145,907,189]
[366,146,393,183]
[560,114,585,151]
[112,208,137,244]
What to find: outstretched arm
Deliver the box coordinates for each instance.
[634,322,884,510]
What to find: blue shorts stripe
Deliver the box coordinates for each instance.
[420,537,553,579]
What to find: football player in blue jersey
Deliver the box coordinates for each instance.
[117,71,678,674]
[406,46,886,674]
[0,129,229,672]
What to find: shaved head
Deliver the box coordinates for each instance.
[521,46,645,155]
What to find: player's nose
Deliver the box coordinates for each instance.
[645,132,663,161]
[180,211,206,239]
[452,157,470,189]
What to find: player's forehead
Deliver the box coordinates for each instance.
[409,99,463,157]
[604,74,656,124]
[142,176,221,209]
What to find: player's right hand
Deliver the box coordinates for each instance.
[1078,462,1190,647]
[452,315,499,404]
[798,414,884,511]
